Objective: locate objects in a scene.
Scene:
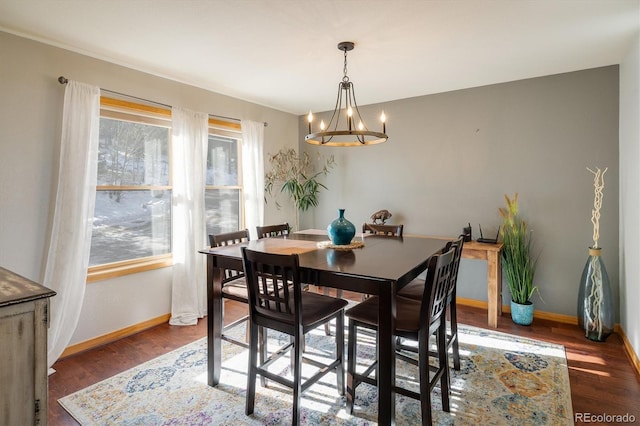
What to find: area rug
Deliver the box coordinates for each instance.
[59,322,573,425]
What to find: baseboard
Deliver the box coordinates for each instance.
[59,313,171,359]
[519,307,578,325]
[616,324,640,380]
[455,297,489,310]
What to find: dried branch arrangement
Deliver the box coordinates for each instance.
[587,167,607,249]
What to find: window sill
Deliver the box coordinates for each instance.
[87,256,173,283]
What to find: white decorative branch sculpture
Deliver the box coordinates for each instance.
[587,167,607,249]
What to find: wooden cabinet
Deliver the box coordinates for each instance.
[0,267,56,426]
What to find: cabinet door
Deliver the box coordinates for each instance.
[0,301,38,425]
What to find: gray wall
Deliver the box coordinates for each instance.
[0,31,298,344]
[299,66,620,319]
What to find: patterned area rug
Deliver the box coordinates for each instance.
[59,322,573,425]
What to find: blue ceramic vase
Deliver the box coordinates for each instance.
[327,208,356,245]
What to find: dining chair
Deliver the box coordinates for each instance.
[208,229,252,348]
[256,223,290,239]
[256,222,305,318]
[397,235,464,370]
[362,222,404,237]
[256,222,317,347]
[345,247,456,425]
[241,247,348,425]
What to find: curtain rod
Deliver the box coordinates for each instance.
[58,76,267,127]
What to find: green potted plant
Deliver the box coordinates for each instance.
[499,193,539,325]
[264,148,335,230]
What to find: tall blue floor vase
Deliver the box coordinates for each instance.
[577,247,613,342]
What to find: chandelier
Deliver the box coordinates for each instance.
[305,41,388,146]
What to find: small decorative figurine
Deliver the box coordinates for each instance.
[370,209,392,224]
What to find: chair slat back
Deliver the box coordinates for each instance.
[209,229,250,283]
[421,247,456,329]
[242,247,302,325]
[362,223,404,237]
[210,229,250,247]
[256,223,290,239]
[444,236,465,297]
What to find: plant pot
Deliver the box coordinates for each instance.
[510,300,534,326]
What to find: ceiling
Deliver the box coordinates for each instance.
[1,1,638,115]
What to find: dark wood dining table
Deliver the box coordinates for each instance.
[199,230,450,425]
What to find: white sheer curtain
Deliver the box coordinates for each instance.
[241,120,265,240]
[170,107,208,325]
[45,81,100,368]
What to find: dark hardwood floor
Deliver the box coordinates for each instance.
[49,291,640,425]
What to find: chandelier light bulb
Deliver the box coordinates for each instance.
[307,112,313,133]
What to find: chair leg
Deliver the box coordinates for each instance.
[245,321,258,415]
[346,319,357,414]
[450,301,460,370]
[335,312,345,395]
[420,376,432,426]
[260,327,268,387]
[438,323,451,413]
[289,335,296,373]
[324,321,331,336]
[323,288,344,336]
[292,329,304,425]
[419,330,432,426]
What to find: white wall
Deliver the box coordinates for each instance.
[299,67,620,320]
[619,28,640,362]
[0,31,298,345]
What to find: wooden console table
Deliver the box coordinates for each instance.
[461,241,503,328]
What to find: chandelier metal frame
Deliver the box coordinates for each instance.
[305,41,388,147]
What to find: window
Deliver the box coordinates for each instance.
[88,98,173,280]
[88,98,243,282]
[205,133,243,236]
